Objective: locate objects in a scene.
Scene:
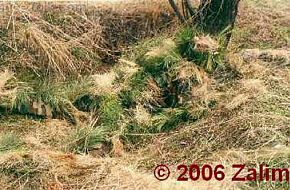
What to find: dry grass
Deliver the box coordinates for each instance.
[0,70,15,97]
[1,0,290,190]
[0,3,105,79]
[231,0,290,49]
[135,38,290,190]
[0,0,176,79]
[0,70,16,109]
[92,71,117,94]
[20,25,79,78]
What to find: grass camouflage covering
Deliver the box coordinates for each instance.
[1,0,290,189]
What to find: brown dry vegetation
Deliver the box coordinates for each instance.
[0,0,176,79]
[1,0,290,190]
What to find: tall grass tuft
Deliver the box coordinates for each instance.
[98,94,123,131]
[12,77,94,121]
[68,119,106,154]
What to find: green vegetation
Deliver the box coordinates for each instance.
[0,133,23,153]
[246,155,290,190]
[11,77,94,120]
[68,124,106,154]
[1,0,290,189]
[2,25,226,151]
[98,94,123,130]
[150,108,191,132]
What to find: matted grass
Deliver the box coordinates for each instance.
[1,0,290,189]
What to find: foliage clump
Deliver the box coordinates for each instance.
[113,27,225,148]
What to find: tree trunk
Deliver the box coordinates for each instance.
[168,0,241,46]
[168,0,186,23]
[184,0,196,18]
[195,0,240,36]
